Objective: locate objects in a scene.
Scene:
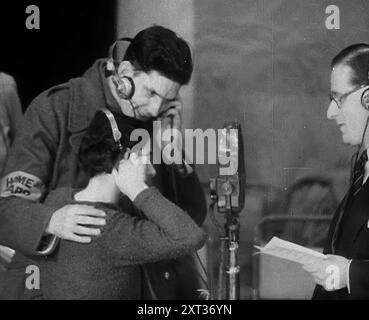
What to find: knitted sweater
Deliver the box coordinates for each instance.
[34,186,206,300]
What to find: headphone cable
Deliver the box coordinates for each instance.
[128,99,137,119]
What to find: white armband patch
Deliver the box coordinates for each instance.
[0,171,45,201]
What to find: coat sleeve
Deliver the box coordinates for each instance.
[105,187,207,266]
[348,259,369,299]
[165,164,207,227]
[0,73,23,173]
[0,92,64,256]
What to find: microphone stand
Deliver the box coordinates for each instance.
[213,180,241,300]
[210,121,245,300]
[225,203,240,300]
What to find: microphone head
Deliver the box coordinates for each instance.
[215,121,246,214]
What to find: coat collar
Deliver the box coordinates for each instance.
[67,58,121,134]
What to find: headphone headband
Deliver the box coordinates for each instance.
[106,37,136,101]
[100,108,123,151]
[108,37,133,67]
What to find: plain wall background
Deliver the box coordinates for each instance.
[193,0,369,194]
[0,2,116,108]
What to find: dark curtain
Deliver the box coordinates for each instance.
[0,2,116,109]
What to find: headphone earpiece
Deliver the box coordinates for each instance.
[106,38,135,101]
[112,74,135,100]
[361,88,369,110]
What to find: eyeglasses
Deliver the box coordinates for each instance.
[329,83,368,109]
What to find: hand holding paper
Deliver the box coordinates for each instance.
[255,237,349,291]
[302,254,349,291]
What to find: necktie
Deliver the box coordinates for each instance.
[331,151,368,253]
[351,151,368,197]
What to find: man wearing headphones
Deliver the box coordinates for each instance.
[0,25,207,299]
[302,44,369,299]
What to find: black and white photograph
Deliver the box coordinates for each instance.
[0,0,369,308]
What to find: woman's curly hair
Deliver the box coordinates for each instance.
[79,110,148,177]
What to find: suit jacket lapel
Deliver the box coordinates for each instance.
[345,183,369,254]
[324,192,349,254]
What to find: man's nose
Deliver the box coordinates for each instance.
[327,100,339,120]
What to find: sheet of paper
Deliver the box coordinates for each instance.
[254,236,326,265]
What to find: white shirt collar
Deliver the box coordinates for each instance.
[364,149,369,184]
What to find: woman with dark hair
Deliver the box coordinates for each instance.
[32,109,206,300]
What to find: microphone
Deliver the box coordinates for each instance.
[210,121,246,214]
[209,121,246,300]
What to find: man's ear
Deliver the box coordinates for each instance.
[117,61,134,78]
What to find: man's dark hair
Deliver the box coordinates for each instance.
[123,25,193,85]
[332,43,369,86]
[79,111,146,177]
